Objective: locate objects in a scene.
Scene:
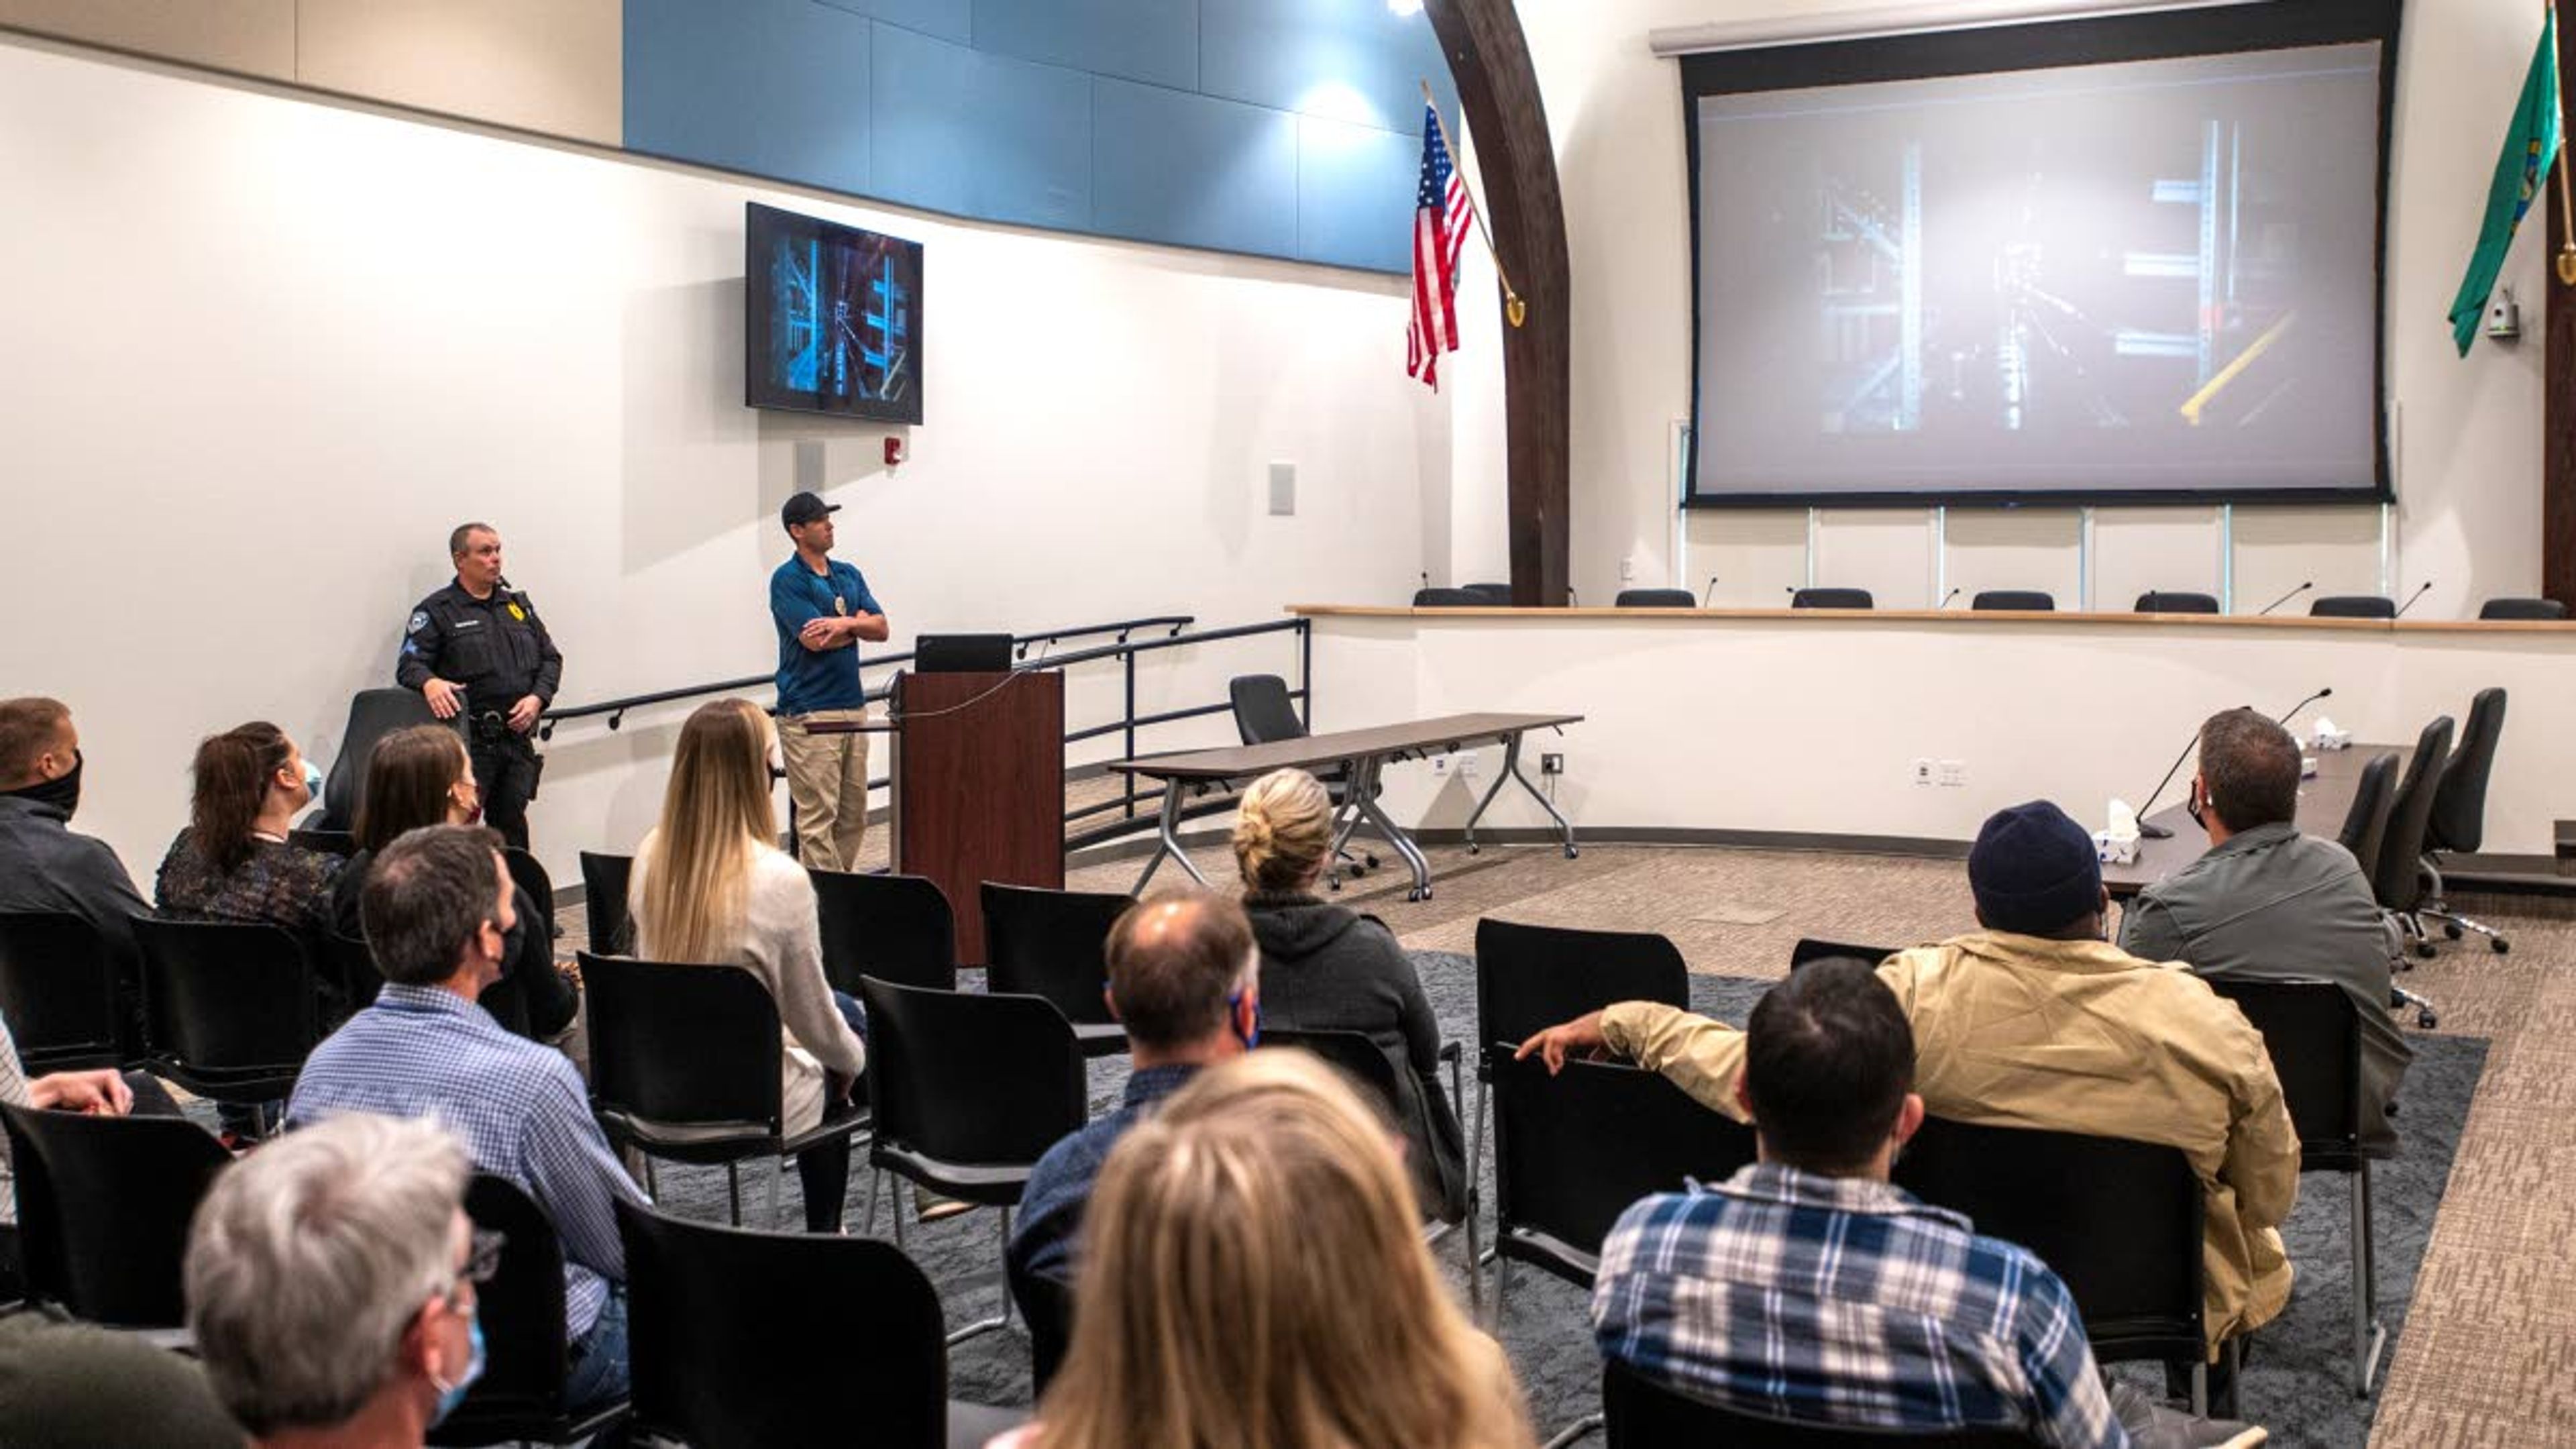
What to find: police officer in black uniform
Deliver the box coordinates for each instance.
[395,522,563,851]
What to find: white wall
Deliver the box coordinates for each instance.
[1433,0,2553,617]
[0,38,1439,888]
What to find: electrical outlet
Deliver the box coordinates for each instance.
[1619,555,1637,580]
[1911,757,1934,787]
[1460,753,1482,778]
[1938,759,1967,788]
[1429,756,1452,778]
[1540,752,1566,776]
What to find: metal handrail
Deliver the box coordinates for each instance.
[1013,616,1192,659]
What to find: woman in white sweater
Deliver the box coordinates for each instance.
[629,697,867,1232]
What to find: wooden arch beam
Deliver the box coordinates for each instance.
[1424,0,1572,607]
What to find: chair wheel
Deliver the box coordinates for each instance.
[2414,941,2438,959]
[2418,1010,2438,1029]
[2443,922,2463,941]
[1466,843,1481,856]
[1365,853,1380,868]
[1326,877,1342,892]
[2493,938,2511,954]
[1564,845,1579,859]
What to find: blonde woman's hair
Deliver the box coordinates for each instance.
[1034,1051,1536,1449]
[633,698,777,964]
[1231,767,1335,894]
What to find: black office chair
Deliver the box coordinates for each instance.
[427,1175,631,1446]
[579,953,869,1228]
[2371,716,2454,981]
[131,916,321,1116]
[981,881,1130,1057]
[1413,586,1484,606]
[325,928,387,1014]
[858,976,1085,1344]
[2421,687,2509,954]
[2478,596,2566,620]
[1,1102,229,1329]
[0,912,129,1071]
[1789,937,1899,972]
[1970,590,2053,611]
[1464,582,1513,603]
[1894,1118,2213,1406]
[1229,673,1377,881]
[1790,587,1874,610]
[1468,918,1693,1261]
[2208,981,2383,1397]
[576,850,633,956]
[285,826,356,857]
[1602,1360,2045,1447]
[315,688,443,832]
[2135,590,2220,614]
[2336,753,2399,875]
[810,868,959,994]
[2311,595,2396,619]
[1614,588,1697,607]
[1490,1054,1758,1445]
[616,1199,1022,1449]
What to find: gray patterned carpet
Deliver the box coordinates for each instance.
[635,950,2483,1448]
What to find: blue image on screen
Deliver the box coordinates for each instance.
[746,203,923,423]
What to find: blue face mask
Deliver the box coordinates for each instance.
[301,760,325,801]
[429,1316,486,1426]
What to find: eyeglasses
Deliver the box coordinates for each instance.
[441,1228,506,1310]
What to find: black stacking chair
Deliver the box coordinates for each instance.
[2372,716,2454,967]
[325,929,386,1014]
[1491,1054,1758,1444]
[858,977,1085,1344]
[980,882,1130,1057]
[2135,590,2220,614]
[1468,919,1692,1255]
[1229,673,1377,880]
[1,1103,228,1329]
[428,1175,631,1446]
[0,912,128,1071]
[2421,688,2510,953]
[2311,595,2396,619]
[1257,1026,1473,1266]
[1894,1118,2213,1407]
[811,869,957,994]
[131,917,321,1114]
[1971,590,2053,611]
[1789,937,1899,972]
[1614,588,1697,607]
[286,827,356,857]
[616,1200,1022,1449]
[315,688,441,832]
[1464,582,1513,603]
[2208,981,2383,1397]
[580,953,869,1227]
[2336,753,2400,876]
[2478,596,2566,620]
[576,851,633,956]
[1413,587,1483,606]
[1790,587,1875,609]
[1603,1360,2045,1447]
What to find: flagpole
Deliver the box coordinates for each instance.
[1420,80,1528,327]
[2556,0,2576,284]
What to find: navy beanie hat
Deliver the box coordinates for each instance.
[1968,801,2103,935]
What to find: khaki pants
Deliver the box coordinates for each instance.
[779,708,872,871]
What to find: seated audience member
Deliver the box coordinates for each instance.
[186,1112,484,1449]
[1594,959,2263,1449]
[332,724,577,1042]
[0,1305,244,1448]
[288,825,639,1411]
[995,1051,1534,1449]
[2119,708,2410,1152]
[0,697,152,1045]
[1007,890,1260,1297]
[1233,768,1467,1222]
[1520,801,2298,1386]
[629,697,865,1233]
[155,720,341,938]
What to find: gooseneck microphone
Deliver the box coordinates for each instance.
[1704,574,1721,606]
[2255,580,2314,616]
[2394,580,2434,618]
[2135,685,2333,840]
[2276,686,2332,727]
[1937,587,1963,608]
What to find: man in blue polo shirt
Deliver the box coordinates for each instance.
[771,491,891,870]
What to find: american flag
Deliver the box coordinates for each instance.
[1408,102,1472,390]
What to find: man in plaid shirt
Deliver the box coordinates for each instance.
[1589,959,2261,1448]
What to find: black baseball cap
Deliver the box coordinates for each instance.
[782,491,841,530]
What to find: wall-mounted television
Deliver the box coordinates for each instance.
[744,202,923,425]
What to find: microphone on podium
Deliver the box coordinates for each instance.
[2254,580,2314,616]
[1937,587,1963,609]
[2134,686,2332,840]
[2277,686,2332,726]
[1703,574,1721,606]
[2394,580,2434,618]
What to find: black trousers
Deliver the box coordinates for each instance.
[470,736,539,852]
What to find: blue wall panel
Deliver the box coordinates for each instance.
[1295,115,1417,273]
[871,25,1091,231]
[1200,0,1450,136]
[815,0,969,44]
[973,0,1197,93]
[625,0,871,198]
[1092,78,1295,259]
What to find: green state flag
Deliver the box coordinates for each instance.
[2450,8,2564,356]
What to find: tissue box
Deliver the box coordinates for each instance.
[2094,830,2140,865]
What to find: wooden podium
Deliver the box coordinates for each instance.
[889,669,1064,965]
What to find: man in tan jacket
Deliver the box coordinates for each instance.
[1519,800,2299,1375]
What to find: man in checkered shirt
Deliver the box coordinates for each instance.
[1588,958,2263,1448]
